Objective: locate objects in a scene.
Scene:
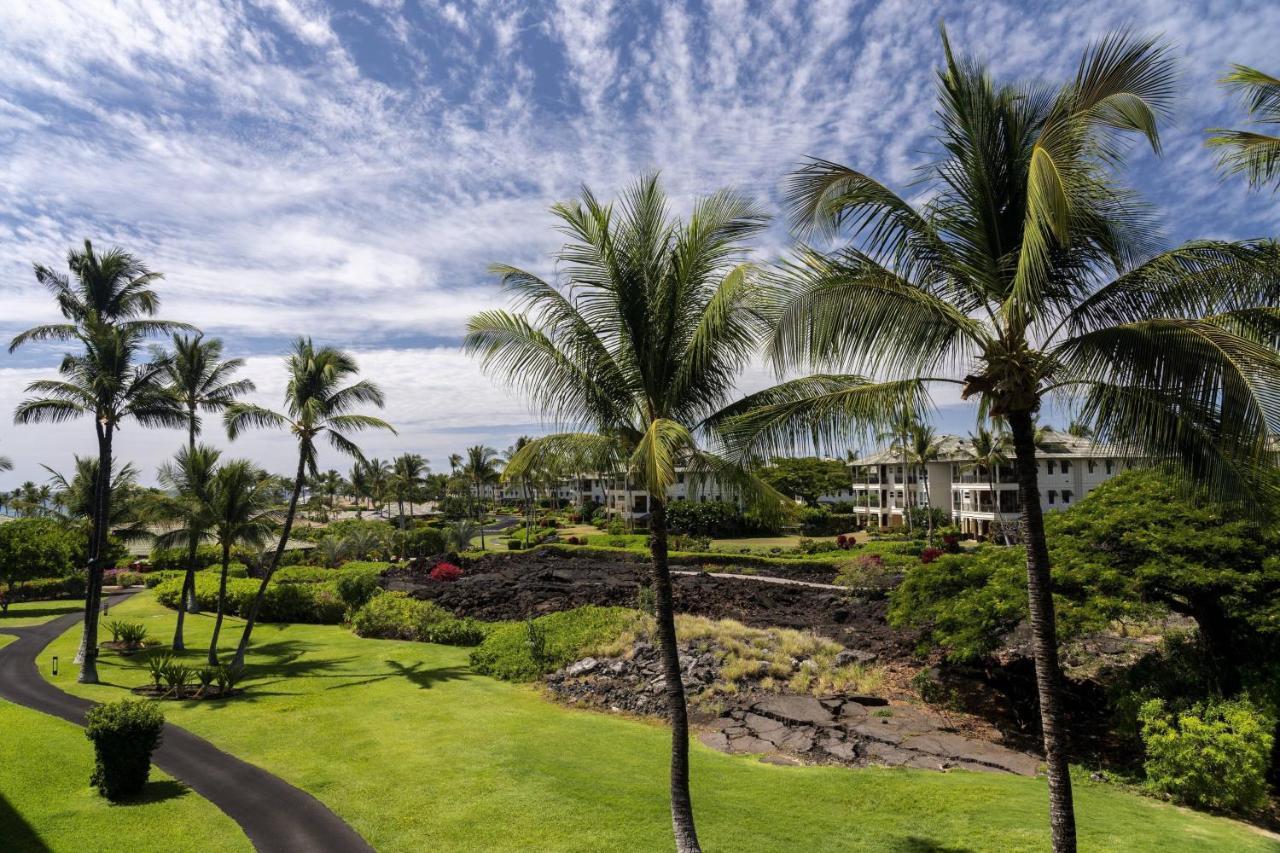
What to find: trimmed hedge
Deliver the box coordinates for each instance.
[2,574,87,605]
[469,606,634,682]
[154,574,345,624]
[85,699,164,801]
[350,592,486,645]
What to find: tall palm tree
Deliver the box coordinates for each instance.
[224,337,394,668]
[1207,65,1280,189]
[348,460,370,508]
[10,241,188,683]
[466,174,784,853]
[463,445,500,550]
[448,453,463,475]
[362,457,392,516]
[44,457,150,590]
[203,460,278,666]
[389,453,429,531]
[503,437,536,542]
[151,444,222,649]
[968,422,1011,544]
[164,333,255,449]
[720,32,1280,853]
[907,424,942,541]
[875,409,918,531]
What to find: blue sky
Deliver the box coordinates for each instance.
[1,0,1278,485]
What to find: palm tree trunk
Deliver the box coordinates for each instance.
[209,541,231,666]
[230,450,306,669]
[922,469,933,543]
[188,406,197,451]
[77,424,114,684]
[901,439,912,532]
[648,497,701,853]
[1008,410,1076,853]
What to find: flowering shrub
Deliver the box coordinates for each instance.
[919,547,944,564]
[430,562,462,582]
[941,533,961,554]
[856,553,885,571]
[836,534,852,550]
[565,536,580,545]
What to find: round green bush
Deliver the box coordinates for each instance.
[85,699,165,801]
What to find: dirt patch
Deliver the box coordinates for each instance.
[385,550,918,663]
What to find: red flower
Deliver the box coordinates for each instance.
[920,547,944,564]
[430,562,462,582]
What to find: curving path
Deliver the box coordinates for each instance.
[0,597,373,853]
[670,568,850,591]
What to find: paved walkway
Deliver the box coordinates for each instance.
[0,598,372,853]
[671,569,852,592]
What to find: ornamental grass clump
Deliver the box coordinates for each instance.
[84,699,165,800]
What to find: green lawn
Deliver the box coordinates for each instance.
[24,592,1272,852]
[0,599,86,627]
[0,695,250,853]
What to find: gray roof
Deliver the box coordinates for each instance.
[849,429,1119,466]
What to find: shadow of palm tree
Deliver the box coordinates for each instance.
[385,660,473,690]
[0,792,50,852]
[891,838,976,853]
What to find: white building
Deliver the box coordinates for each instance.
[848,430,1134,537]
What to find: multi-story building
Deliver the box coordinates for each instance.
[848,430,1134,537]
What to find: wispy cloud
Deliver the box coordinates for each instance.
[1,0,1278,483]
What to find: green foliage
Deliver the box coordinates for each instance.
[104,620,148,646]
[758,457,851,506]
[334,565,385,610]
[1138,697,1274,813]
[397,525,445,558]
[665,500,746,536]
[0,574,86,607]
[150,544,257,571]
[349,591,485,645]
[0,518,79,602]
[153,574,345,624]
[469,606,634,682]
[272,566,332,584]
[84,700,165,800]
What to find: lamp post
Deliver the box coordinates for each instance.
[51,656,59,675]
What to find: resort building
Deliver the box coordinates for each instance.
[848,429,1134,537]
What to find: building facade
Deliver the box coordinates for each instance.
[848,430,1134,537]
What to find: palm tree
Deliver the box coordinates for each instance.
[151,444,222,649]
[362,457,392,516]
[444,519,479,552]
[504,437,537,543]
[204,460,278,666]
[907,424,942,541]
[875,409,918,531]
[315,469,345,509]
[0,455,11,473]
[448,453,463,475]
[390,453,429,531]
[10,241,188,683]
[164,333,255,449]
[466,174,784,853]
[720,32,1280,853]
[968,423,1011,544]
[1207,66,1280,189]
[463,445,500,550]
[224,337,394,668]
[348,461,370,509]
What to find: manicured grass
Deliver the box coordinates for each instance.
[0,599,86,627]
[0,697,250,853]
[36,592,1273,852]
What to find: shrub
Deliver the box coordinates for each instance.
[430,562,462,582]
[272,566,332,584]
[150,544,257,572]
[104,620,148,647]
[1,574,87,609]
[104,569,146,588]
[153,575,345,624]
[84,700,165,800]
[1138,698,1274,813]
[507,539,524,550]
[334,565,384,610]
[919,547,944,564]
[469,606,634,682]
[0,519,79,601]
[144,570,182,589]
[349,591,485,646]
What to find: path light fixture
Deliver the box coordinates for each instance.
[51,656,58,675]
[101,600,109,617]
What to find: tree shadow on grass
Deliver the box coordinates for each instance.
[890,838,976,853]
[0,604,82,622]
[0,792,50,853]
[322,659,472,692]
[113,779,189,807]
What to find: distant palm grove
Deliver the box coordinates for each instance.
[3,27,1280,853]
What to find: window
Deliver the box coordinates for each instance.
[1061,460,1071,473]
[1062,490,1073,504]
[1105,459,1113,475]
[1047,490,1057,505]
[1087,460,1095,474]
[1047,460,1056,475]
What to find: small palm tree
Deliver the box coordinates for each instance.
[463,445,500,549]
[968,423,1011,544]
[10,241,188,683]
[907,424,942,541]
[1207,66,1280,189]
[151,444,222,649]
[224,337,394,667]
[466,174,784,853]
[204,460,278,666]
[448,453,463,475]
[874,409,918,531]
[362,457,392,515]
[316,536,348,568]
[163,333,255,449]
[722,32,1280,852]
[444,519,479,552]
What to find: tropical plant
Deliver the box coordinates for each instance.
[43,456,148,566]
[1207,65,1280,189]
[907,424,942,542]
[151,444,222,650]
[202,459,278,666]
[463,445,500,549]
[874,409,919,532]
[466,173,785,853]
[448,453,462,475]
[443,519,478,552]
[390,453,429,530]
[224,338,394,668]
[719,32,1280,852]
[968,422,1011,544]
[163,333,255,449]
[9,241,188,683]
